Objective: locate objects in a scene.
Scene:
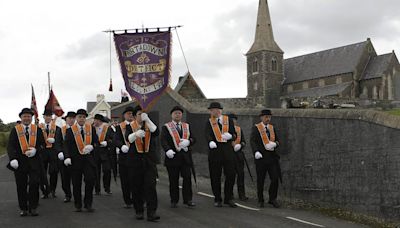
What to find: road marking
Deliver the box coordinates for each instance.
[286,217,325,227]
[197,191,215,198]
[234,203,260,211]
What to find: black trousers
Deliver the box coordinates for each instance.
[131,159,158,215]
[256,161,279,202]
[14,168,40,211]
[95,158,111,193]
[119,164,133,205]
[60,164,72,198]
[72,162,95,209]
[235,158,246,197]
[208,160,236,203]
[39,153,49,195]
[48,166,59,193]
[166,165,192,203]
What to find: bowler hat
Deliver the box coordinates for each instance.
[170,106,184,114]
[94,114,105,122]
[122,106,135,115]
[19,108,34,117]
[259,109,272,117]
[43,109,53,116]
[228,113,238,120]
[133,105,143,116]
[207,102,223,110]
[63,111,76,120]
[76,109,88,117]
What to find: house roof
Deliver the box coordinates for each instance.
[284,41,369,84]
[362,53,393,80]
[174,72,206,99]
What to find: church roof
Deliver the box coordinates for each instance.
[362,53,393,80]
[174,72,206,99]
[285,82,352,98]
[283,41,369,84]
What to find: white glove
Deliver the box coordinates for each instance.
[121,145,129,153]
[128,133,136,143]
[222,132,232,141]
[166,149,175,159]
[182,147,188,152]
[209,141,217,149]
[83,145,94,154]
[265,142,276,151]
[234,144,242,152]
[64,158,72,166]
[58,152,64,161]
[26,147,37,158]
[141,113,149,122]
[255,151,263,160]
[10,159,18,169]
[47,138,55,144]
[100,141,108,147]
[179,139,190,148]
[270,142,277,148]
[135,130,146,138]
[116,148,120,155]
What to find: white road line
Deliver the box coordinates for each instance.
[286,217,325,227]
[234,203,260,211]
[197,191,215,198]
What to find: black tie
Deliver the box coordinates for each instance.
[80,127,85,139]
[177,123,182,137]
[46,124,49,135]
[25,126,29,141]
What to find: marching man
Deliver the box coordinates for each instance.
[63,109,99,212]
[7,108,46,216]
[161,106,196,208]
[205,102,237,208]
[60,111,76,203]
[251,109,281,208]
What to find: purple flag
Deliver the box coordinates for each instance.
[114,31,171,110]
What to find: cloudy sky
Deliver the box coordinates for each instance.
[1,0,399,123]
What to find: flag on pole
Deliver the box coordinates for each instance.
[109,78,113,92]
[45,89,64,117]
[30,84,39,123]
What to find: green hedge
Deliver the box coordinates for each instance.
[0,132,9,156]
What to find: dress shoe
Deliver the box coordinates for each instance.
[124,204,132,209]
[63,197,71,203]
[75,208,82,212]
[51,191,56,198]
[170,202,178,208]
[41,194,48,199]
[147,212,160,222]
[268,200,280,208]
[214,202,222,207]
[30,209,39,216]
[84,206,95,212]
[20,210,28,217]
[136,213,144,220]
[95,191,100,196]
[258,202,265,208]
[105,190,112,195]
[225,200,237,208]
[239,196,249,201]
[185,201,196,207]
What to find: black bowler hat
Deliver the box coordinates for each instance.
[228,113,238,120]
[122,106,135,115]
[133,105,143,116]
[207,102,223,110]
[259,109,272,117]
[19,108,34,117]
[94,114,105,122]
[76,109,88,117]
[63,111,76,120]
[170,106,184,114]
[43,109,53,116]
[103,117,111,123]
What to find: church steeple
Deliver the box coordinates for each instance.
[247,0,282,54]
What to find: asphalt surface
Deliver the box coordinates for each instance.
[0,155,366,228]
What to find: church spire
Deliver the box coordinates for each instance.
[247,0,283,54]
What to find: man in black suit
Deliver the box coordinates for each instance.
[39,109,63,198]
[228,113,249,201]
[113,106,135,209]
[250,109,281,208]
[126,105,160,222]
[63,109,99,212]
[205,102,237,208]
[93,114,114,195]
[161,106,196,208]
[7,108,46,216]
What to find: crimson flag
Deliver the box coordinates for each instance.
[30,84,39,123]
[45,89,64,117]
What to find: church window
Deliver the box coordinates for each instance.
[271,57,277,72]
[252,59,259,74]
[254,81,258,91]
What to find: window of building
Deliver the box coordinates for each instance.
[252,59,259,74]
[254,81,258,91]
[271,57,277,72]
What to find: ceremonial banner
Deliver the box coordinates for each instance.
[45,89,64,117]
[30,84,39,123]
[114,31,171,109]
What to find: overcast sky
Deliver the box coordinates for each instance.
[1,0,399,123]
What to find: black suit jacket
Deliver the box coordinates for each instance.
[160,123,196,167]
[64,126,99,170]
[95,127,114,161]
[204,116,237,162]
[7,125,46,172]
[234,128,247,161]
[250,123,280,164]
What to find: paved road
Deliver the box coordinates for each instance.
[0,155,365,228]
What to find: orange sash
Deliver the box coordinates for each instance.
[209,115,229,142]
[71,123,92,155]
[61,125,68,140]
[234,126,241,145]
[98,125,109,143]
[165,122,190,151]
[130,121,151,153]
[15,124,37,155]
[255,122,275,150]
[39,122,56,148]
[119,122,130,146]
